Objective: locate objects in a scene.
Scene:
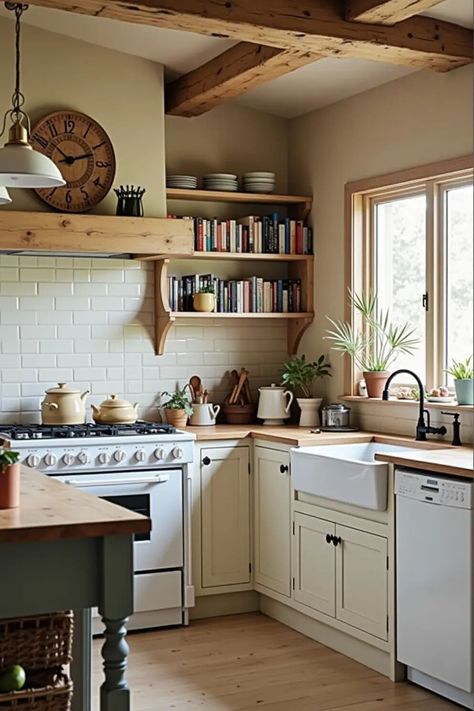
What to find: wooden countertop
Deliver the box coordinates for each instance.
[186,424,375,446]
[0,466,151,544]
[375,448,473,479]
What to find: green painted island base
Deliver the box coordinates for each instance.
[0,534,134,711]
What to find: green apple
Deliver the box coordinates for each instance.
[0,665,26,693]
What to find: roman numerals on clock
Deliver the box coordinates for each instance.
[31,110,116,213]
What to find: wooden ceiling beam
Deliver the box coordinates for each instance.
[25,0,472,72]
[165,43,320,117]
[346,0,445,25]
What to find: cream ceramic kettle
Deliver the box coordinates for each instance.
[257,384,294,425]
[41,383,89,425]
[91,395,139,424]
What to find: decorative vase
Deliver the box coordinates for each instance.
[454,379,474,406]
[0,463,20,509]
[164,408,189,428]
[193,293,215,313]
[363,371,389,399]
[297,397,323,427]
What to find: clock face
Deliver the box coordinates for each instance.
[31,110,116,213]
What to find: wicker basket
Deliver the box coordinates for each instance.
[0,613,73,672]
[0,678,72,710]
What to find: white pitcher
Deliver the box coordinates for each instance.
[257,384,294,425]
[190,403,221,426]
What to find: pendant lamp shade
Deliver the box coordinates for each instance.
[0,143,65,188]
[0,186,12,205]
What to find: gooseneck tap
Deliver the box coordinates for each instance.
[382,370,447,442]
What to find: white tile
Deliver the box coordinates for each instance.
[73,258,91,268]
[0,353,20,368]
[107,368,124,380]
[0,326,19,341]
[57,354,91,367]
[174,326,203,339]
[176,353,203,366]
[0,256,19,267]
[36,257,56,267]
[37,311,73,325]
[108,340,125,353]
[55,257,74,268]
[58,325,90,340]
[0,282,36,296]
[92,353,124,366]
[0,383,20,397]
[124,270,146,284]
[1,311,37,325]
[19,340,38,354]
[91,269,124,283]
[19,296,55,311]
[74,367,106,380]
[40,340,74,354]
[20,325,56,340]
[1,397,21,411]
[91,325,122,340]
[186,339,212,353]
[20,397,42,411]
[201,352,229,366]
[91,297,123,311]
[0,296,18,310]
[19,412,41,424]
[3,368,36,382]
[21,383,46,397]
[0,268,19,282]
[73,311,108,325]
[108,283,140,297]
[73,270,91,283]
[91,381,124,394]
[91,258,126,270]
[123,298,143,313]
[156,366,189,380]
[73,283,107,296]
[107,312,132,325]
[55,296,90,310]
[124,339,154,354]
[39,283,74,296]
[125,380,142,393]
[19,257,38,267]
[143,353,176,366]
[55,269,74,282]
[20,268,55,281]
[22,354,56,367]
[38,368,73,382]
[74,340,108,353]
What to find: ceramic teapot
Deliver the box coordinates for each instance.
[91,395,139,424]
[257,384,294,425]
[41,383,89,425]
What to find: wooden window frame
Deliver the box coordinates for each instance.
[344,155,473,395]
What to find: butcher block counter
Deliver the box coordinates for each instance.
[375,447,473,479]
[0,465,149,711]
[0,465,150,544]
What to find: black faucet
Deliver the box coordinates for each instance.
[441,412,462,446]
[382,369,447,442]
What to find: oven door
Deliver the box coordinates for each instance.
[57,469,183,573]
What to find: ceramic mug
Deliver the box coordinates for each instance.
[190,403,220,426]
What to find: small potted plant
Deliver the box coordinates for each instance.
[161,385,194,428]
[0,448,20,509]
[445,355,473,405]
[193,285,216,313]
[325,291,419,398]
[281,354,331,427]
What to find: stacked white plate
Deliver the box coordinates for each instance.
[203,173,239,192]
[166,175,198,189]
[243,172,276,194]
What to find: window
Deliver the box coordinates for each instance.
[347,157,473,393]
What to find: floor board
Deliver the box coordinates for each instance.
[92,613,458,710]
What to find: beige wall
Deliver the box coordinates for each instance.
[288,65,473,439]
[0,17,166,216]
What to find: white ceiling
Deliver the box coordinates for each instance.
[0,0,471,119]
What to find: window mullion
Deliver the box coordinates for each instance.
[425,180,437,390]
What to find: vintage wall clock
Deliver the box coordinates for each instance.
[31,110,116,212]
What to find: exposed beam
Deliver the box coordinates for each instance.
[166,43,320,117]
[346,0,445,25]
[25,0,472,72]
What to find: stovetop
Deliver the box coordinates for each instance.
[0,421,177,441]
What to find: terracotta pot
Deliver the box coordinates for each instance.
[363,371,390,398]
[193,292,215,313]
[164,408,189,428]
[0,463,20,509]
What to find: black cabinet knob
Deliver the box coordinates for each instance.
[332,536,342,547]
[279,464,289,474]
[202,456,211,466]
[325,533,333,544]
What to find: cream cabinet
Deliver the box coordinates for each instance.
[293,512,388,640]
[254,445,292,597]
[199,445,251,590]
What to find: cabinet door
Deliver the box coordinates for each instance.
[201,446,251,588]
[335,525,388,640]
[293,512,336,616]
[254,446,291,597]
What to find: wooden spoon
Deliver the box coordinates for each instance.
[232,369,247,405]
[190,375,202,401]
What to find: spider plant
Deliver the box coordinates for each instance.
[325,291,419,372]
[444,355,473,381]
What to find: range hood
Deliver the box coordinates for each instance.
[0,211,193,259]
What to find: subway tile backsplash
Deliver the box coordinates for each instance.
[0,255,288,424]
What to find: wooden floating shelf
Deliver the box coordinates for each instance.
[166,188,312,206]
[154,257,314,356]
[138,252,314,262]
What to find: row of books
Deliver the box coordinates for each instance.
[168,214,313,255]
[168,274,303,313]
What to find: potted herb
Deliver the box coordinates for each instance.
[193,285,215,313]
[281,354,331,427]
[445,355,473,405]
[161,385,194,428]
[325,291,419,398]
[0,448,20,509]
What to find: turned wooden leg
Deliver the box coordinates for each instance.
[100,617,130,711]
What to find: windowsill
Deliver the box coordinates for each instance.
[340,395,474,413]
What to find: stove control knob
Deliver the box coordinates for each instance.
[154,448,166,461]
[113,450,126,463]
[62,453,75,466]
[27,454,40,468]
[98,452,110,465]
[135,450,146,463]
[172,447,184,460]
[44,453,57,467]
[77,451,89,465]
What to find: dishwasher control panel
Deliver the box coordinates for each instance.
[396,469,473,509]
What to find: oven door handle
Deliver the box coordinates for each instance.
[62,475,170,487]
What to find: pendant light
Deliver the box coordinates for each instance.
[0,3,65,188]
[0,186,12,204]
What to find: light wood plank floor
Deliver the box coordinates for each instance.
[93,613,458,710]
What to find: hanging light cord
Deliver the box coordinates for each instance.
[0,2,29,138]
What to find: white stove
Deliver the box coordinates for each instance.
[0,422,196,631]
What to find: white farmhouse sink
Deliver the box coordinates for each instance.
[291,443,416,511]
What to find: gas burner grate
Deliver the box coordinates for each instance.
[0,421,177,440]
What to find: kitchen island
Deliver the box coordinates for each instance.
[0,465,150,711]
